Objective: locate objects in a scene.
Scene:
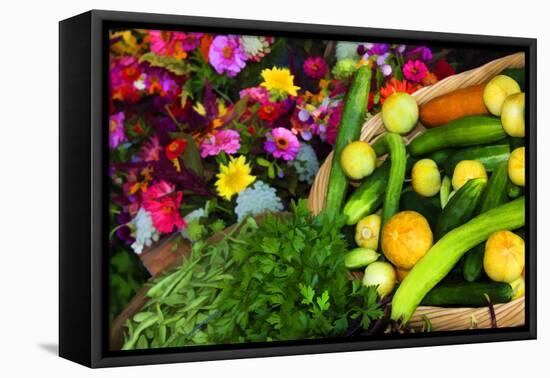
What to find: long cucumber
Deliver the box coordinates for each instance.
[391,196,525,323]
[372,133,407,225]
[408,115,506,156]
[325,66,371,219]
[421,281,513,307]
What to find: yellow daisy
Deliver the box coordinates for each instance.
[260,67,301,97]
[215,156,256,200]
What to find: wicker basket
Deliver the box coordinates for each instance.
[307,52,526,331]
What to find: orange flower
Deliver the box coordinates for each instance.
[379,78,421,104]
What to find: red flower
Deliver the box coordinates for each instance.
[433,59,456,80]
[165,139,187,160]
[379,78,421,104]
[258,103,282,121]
[142,181,186,233]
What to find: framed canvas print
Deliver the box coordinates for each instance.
[59,10,537,368]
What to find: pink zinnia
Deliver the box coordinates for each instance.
[143,181,186,233]
[239,86,270,104]
[109,112,126,149]
[264,127,300,161]
[303,56,328,79]
[403,59,429,83]
[208,35,247,77]
[200,129,241,158]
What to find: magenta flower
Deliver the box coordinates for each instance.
[239,86,270,104]
[303,56,328,79]
[200,129,241,158]
[403,59,429,83]
[208,35,247,77]
[181,32,203,51]
[264,127,300,161]
[109,112,126,149]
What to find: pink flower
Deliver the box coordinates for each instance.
[208,35,247,77]
[200,129,241,158]
[140,135,162,162]
[264,127,300,161]
[149,30,189,58]
[303,56,328,79]
[239,86,270,104]
[403,59,429,83]
[109,112,126,149]
[143,181,186,233]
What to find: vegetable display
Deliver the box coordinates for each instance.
[110,40,528,349]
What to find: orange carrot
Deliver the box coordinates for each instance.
[420,84,489,128]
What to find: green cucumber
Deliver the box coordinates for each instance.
[325,66,371,219]
[408,115,506,156]
[440,176,452,208]
[463,163,512,281]
[500,68,525,91]
[443,144,510,176]
[400,188,441,228]
[343,161,390,225]
[435,178,486,240]
[391,196,525,323]
[421,281,513,307]
[372,133,407,224]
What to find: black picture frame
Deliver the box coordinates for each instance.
[59,9,537,368]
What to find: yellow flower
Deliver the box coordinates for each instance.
[215,156,256,200]
[260,67,301,97]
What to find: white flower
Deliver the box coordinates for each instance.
[336,41,361,61]
[234,181,284,221]
[289,143,320,184]
[130,207,159,255]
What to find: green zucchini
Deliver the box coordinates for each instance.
[428,148,456,166]
[435,178,486,240]
[391,196,525,323]
[400,188,440,228]
[408,115,506,156]
[463,163,510,281]
[500,68,525,91]
[325,66,371,219]
[343,161,390,225]
[443,144,510,176]
[421,281,513,307]
[372,133,407,224]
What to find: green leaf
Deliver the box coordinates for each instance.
[170,132,203,177]
[139,52,188,75]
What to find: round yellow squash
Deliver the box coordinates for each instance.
[484,230,525,283]
[381,211,433,270]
